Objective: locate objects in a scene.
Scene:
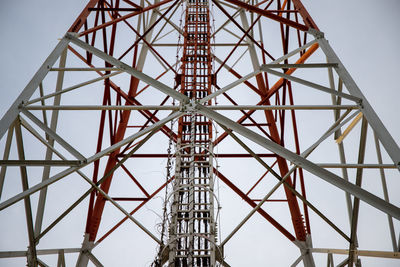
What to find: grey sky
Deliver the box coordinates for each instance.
[0,0,399,266]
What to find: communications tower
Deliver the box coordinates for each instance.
[0,0,399,266]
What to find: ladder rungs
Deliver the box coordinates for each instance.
[174,255,212,258]
[177,217,212,221]
[177,209,212,213]
[178,203,212,206]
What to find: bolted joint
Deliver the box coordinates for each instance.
[182,100,198,113]
[18,101,26,109]
[65,32,79,40]
[357,99,364,108]
[179,102,187,113]
[308,28,324,39]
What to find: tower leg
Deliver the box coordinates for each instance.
[294,234,315,267]
[76,234,94,267]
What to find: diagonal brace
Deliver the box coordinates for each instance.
[65,33,189,103]
[196,104,400,220]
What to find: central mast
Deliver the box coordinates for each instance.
[168,0,217,265]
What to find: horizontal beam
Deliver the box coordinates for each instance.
[50,68,121,71]
[24,105,180,111]
[148,43,249,47]
[0,160,81,166]
[211,105,358,110]
[88,7,141,11]
[0,248,80,258]
[264,63,338,68]
[23,105,359,111]
[117,153,277,158]
[317,163,397,169]
[311,248,400,259]
[109,197,148,201]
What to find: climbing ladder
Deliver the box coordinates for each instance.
[168,0,217,265]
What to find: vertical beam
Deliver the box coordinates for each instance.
[317,37,400,171]
[57,250,66,267]
[35,47,68,239]
[327,67,352,223]
[326,253,334,267]
[301,235,316,267]
[0,121,15,199]
[398,234,400,253]
[348,117,368,266]
[76,234,93,267]
[239,10,261,71]
[136,0,161,70]
[14,119,38,267]
[38,83,49,128]
[374,132,398,252]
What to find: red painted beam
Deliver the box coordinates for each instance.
[291,0,319,30]
[221,0,309,32]
[79,0,175,36]
[214,168,296,242]
[69,0,101,32]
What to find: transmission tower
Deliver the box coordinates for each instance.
[0,0,399,266]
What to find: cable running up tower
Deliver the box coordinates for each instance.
[168,0,217,265]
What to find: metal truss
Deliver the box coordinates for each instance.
[0,0,399,266]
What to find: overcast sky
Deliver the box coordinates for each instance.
[1,0,399,136]
[0,0,399,266]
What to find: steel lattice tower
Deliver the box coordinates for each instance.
[0,0,399,266]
